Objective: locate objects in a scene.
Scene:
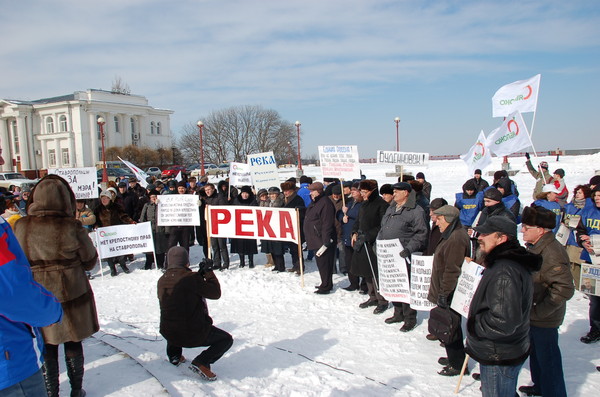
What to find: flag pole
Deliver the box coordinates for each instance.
[528,75,541,140]
[295,208,304,288]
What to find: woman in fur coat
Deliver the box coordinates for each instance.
[13,174,99,397]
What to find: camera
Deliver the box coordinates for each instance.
[198,258,215,274]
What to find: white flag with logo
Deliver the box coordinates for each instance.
[460,130,492,176]
[486,111,533,157]
[118,156,149,188]
[492,74,540,118]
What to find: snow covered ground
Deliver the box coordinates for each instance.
[68,153,599,396]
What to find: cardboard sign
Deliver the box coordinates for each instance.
[229,162,252,186]
[377,151,430,166]
[47,167,98,199]
[157,195,201,226]
[451,259,485,318]
[409,255,436,311]
[207,205,300,244]
[377,239,411,302]
[94,222,153,259]
[247,151,279,190]
[318,145,361,180]
[580,264,600,296]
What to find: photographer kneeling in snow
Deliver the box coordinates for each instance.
[157,246,233,381]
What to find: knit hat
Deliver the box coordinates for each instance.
[167,180,177,188]
[553,168,565,178]
[474,216,518,238]
[331,185,342,195]
[539,161,549,170]
[416,172,425,179]
[463,180,476,192]
[474,169,482,175]
[107,187,118,196]
[483,187,503,202]
[379,183,394,195]
[257,188,268,197]
[392,182,412,192]
[167,246,189,269]
[433,205,459,224]
[100,190,111,199]
[522,205,557,230]
[307,182,324,193]
[589,175,600,187]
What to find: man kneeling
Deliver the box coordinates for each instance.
[158,246,233,381]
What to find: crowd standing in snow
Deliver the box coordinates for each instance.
[2,148,600,397]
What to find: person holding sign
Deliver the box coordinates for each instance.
[465,217,541,397]
[304,182,337,294]
[427,205,471,376]
[576,186,600,344]
[518,206,574,397]
[563,185,592,289]
[377,182,428,327]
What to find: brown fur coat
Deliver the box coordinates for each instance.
[14,174,99,344]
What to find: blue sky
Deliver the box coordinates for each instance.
[1,0,599,158]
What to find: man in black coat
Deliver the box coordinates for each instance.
[281,180,306,274]
[157,247,233,381]
[466,217,541,397]
[303,182,337,294]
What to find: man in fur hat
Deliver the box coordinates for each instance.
[518,206,574,397]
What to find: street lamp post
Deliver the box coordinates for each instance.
[394,117,400,152]
[197,121,205,176]
[295,121,302,171]
[97,117,108,185]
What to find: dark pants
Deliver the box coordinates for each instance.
[315,246,336,291]
[166,326,233,368]
[196,224,209,258]
[285,242,301,269]
[529,326,567,397]
[445,309,466,370]
[168,227,191,252]
[211,238,229,268]
[106,256,127,274]
[392,302,417,324]
[366,277,388,305]
[589,294,600,332]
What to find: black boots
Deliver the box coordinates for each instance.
[66,354,87,397]
[108,262,118,277]
[42,357,60,397]
[248,255,254,268]
[385,306,404,324]
[239,255,245,268]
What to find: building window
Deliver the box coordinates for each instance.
[130,117,135,134]
[11,121,19,153]
[48,149,56,167]
[46,117,55,134]
[61,148,70,166]
[157,122,161,135]
[98,148,102,161]
[150,121,155,134]
[114,116,120,133]
[59,115,67,132]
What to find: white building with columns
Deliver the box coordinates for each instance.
[0,89,173,173]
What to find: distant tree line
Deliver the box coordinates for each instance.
[105,145,173,168]
[176,105,299,165]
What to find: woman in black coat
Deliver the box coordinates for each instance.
[230,186,258,268]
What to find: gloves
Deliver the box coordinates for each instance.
[316,245,328,257]
[399,249,410,259]
[198,258,215,274]
[525,152,530,160]
[437,294,449,309]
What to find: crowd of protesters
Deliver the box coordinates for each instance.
[2,149,600,397]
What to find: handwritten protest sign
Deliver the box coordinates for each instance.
[47,167,98,199]
[409,255,435,311]
[377,151,430,166]
[377,239,411,303]
[580,264,600,296]
[318,145,361,180]
[94,222,153,259]
[229,162,252,186]
[157,195,200,226]
[451,259,485,318]
[248,151,279,190]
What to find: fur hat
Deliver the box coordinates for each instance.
[167,246,189,269]
[299,175,312,184]
[379,183,393,195]
[433,205,459,224]
[522,205,557,230]
[240,185,253,195]
[409,180,423,192]
[177,181,187,188]
[148,189,160,196]
[483,187,503,202]
[553,168,565,178]
[308,182,324,193]
[280,181,296,191]
[359,179,378,191]
[429,198,448,211]
[268,186,281,194]
[589,175,600,187]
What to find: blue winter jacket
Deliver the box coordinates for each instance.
[0,217,62,390]
[455,192,480,227]
[532,199,562,234]
[297,184,312,207]
[578,202,600,263]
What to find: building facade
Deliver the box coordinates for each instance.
[0,89,173,172]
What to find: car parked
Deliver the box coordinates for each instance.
[146,167,162,177]
[97,168,135,183]
[0,172,38,191]
[189,163,219,178]
[161,165,186,179]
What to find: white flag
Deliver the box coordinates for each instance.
[175,170,183,182]
[118,156,149,188]
[492,74,540,118]
[460,130,492,176]
[486,111,533,157]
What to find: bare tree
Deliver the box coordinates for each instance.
[177,105,297,165]
[111,76,131,95]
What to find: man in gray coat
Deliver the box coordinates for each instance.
[377,182,428,331]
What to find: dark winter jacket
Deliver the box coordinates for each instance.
[303,193,337,250]
[526,232,574,328]
[93,200,135,227]
[284,191,306,243]
[139,201,168,255]
[230,192,258,255]
[427,218,470,304]
[466,239,542,366]
[467,176,489,192]
[337,198,362,247]
[350,191,389,278]
[157,267,221,347]
[377,190,428,256]
[496,178,521,223]
[476,201,516,227]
